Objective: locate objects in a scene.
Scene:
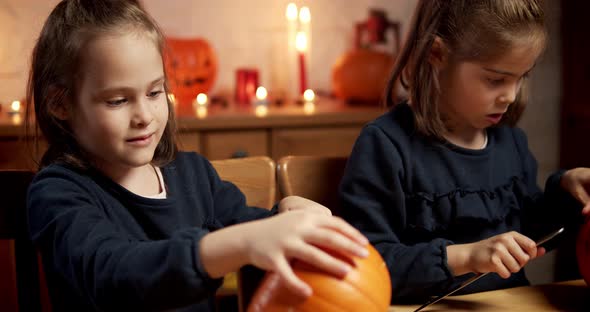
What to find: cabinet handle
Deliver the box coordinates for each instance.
[231,150,249,158]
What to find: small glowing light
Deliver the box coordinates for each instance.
[196,106,208,119]
[299,7,311,24]
[255,105,268,117]
[303,102,315,115]
[10,100,21,112]
[295,31,307,52]
[303,89,315,102]
[167,93,176,106]
[196,93,208,106]
[286,3,298,21]
[255,86,268,100]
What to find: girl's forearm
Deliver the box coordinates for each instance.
[199,222,253,278]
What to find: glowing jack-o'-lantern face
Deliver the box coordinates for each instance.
[164,38,218,107]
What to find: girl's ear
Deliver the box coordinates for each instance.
[429,36,449,70]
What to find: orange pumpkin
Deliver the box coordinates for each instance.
[577,216,590,286]
[164,38,218,115]
[331,50,395,103]
[248,244,391,312]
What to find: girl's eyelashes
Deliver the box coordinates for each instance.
[148,90,164,98]
[106,98,127,106]
[486,77,505,86]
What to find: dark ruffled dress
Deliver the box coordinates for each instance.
[339,103,581,302]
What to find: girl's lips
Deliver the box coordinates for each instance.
[126,133,154,145]
[486,114,503,124]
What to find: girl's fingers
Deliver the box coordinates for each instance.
[290,242,352,277]
[274,257,312,297]
[496,244,521,274]
[491,254,511,278]
[305,228,368,259]
[319,216,369,246]
[508,235,536,265]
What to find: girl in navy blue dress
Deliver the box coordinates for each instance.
[25,1,369,311]
[339,0,590,302]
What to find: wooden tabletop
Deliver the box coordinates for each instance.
[389,279,589,312]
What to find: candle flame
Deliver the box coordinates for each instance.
[303,89,315,102]
[286,3,298,21]
[256,86,268,100]
[295,31,307,52]
[196,93,208,106]
[299,7,311,24]
[11,100,21,112]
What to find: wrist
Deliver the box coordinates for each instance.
[446,243,472,276]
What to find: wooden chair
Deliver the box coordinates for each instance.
[211,156,276,210]
[277,155,348,215]
[0,170,48,312]
[210,156,276,311]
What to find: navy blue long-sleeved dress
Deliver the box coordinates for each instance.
[339,103,580,302]
[27,152,275,311]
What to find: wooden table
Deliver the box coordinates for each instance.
[389,280,589,311]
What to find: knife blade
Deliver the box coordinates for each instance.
[413,227,564,312]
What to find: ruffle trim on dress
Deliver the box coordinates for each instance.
[405,176,528,232]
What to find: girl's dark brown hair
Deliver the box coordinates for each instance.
[383,0,547,139]
[25,0,177,170]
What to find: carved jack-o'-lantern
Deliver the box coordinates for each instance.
[164,38,218,114]
[577,216,590,286]
[248,244,391,312]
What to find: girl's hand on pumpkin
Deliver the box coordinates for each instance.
[278,195,332,216]
[242,210,369,297]
[447,231,544,278]
[560,168,590,215]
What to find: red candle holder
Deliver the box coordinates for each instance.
[235,68,259,107]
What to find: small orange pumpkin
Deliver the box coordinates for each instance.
[164,38,218,114]
[577,216,590,286]
[331,50,395,103]
[248,244,391,312]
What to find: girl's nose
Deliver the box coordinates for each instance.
[131,99,154,127]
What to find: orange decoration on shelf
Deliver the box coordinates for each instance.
[164,38,218,116]
[248,244,391,312]
[577,216,590,286]
[332,50,395,103]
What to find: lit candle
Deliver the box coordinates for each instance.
[286,3,299,101]
[196,93,208,106]
[10,100,21,113]
[295,32,308,96]
[254,86,269,117]
[255,86,268,106]
[193,93,208,118]
[303,89,315,102]
[303,89,315,115]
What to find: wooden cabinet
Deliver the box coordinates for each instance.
[0,100,384,169]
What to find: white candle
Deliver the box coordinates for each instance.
[286,3,299,102]
[299,6,312,94]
